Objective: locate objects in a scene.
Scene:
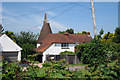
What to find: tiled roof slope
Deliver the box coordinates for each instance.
[37,23,52,43]
[35,33,92,52]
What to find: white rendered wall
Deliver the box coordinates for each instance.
[37,44,41,48]
[42,43,75,63]
[18,51,21,61]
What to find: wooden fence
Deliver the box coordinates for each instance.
[46,54,82,64]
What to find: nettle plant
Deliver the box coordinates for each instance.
[2,60,23,80]
[43,59,75,78]
[2,59,85,79]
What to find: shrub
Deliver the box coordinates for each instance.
[76,42,108,64]
[60,51,75,54]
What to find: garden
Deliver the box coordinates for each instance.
[1,27,120,79]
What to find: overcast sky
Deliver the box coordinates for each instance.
[1,2,118,37]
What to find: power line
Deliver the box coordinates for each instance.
[25,3,80,31]
[4,3,79,31]
[2,2,92,32]
[1,2,91,21]
[3,2,91,31]
[1,2,77,21]
[48,3,79,21]
[76,3,91,10]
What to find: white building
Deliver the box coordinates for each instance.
[0,34,22,62]
[35,13,92,63]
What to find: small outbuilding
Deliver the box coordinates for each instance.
[0,34,22,62]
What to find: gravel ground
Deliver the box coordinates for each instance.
[67,66,85,71]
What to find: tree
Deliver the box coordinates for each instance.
[4,31,16,43]
[59,28,74,34]
[21,43,36,58]
[15,31,38,46]
[81,31,87,34]
[15,31,39,59]
[59,31,66,34]
[76,31,87,35]
[113,27,120,43]
[0,24,4,34]
[101,32,114,43]
[66,28,74,34]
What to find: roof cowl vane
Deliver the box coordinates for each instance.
[44,13,48,23]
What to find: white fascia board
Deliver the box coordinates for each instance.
[2,49,20,52]
[0,34,22,51]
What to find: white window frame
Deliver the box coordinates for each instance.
[61,43,69,49]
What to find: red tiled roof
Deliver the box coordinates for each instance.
[34,33,92,52]
[37,23,52,43]
[37,13,52,43]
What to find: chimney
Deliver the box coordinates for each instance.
[87,32,90,37]
[64,32,69,38]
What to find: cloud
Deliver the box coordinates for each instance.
[2,15,19,23]
[50,20,67,30]
[46,11,56,17]
[2,8,18,17]
[37,26,41,29]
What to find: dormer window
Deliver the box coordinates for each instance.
[75,42,79,45]
[61,43,69,49]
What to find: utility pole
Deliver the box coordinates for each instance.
[90,0,97,37]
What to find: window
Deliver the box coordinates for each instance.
[75,42,79,45]
[61,43,69,48]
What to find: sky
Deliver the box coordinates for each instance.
[2,0,120,2]
[1,2,119,38]
[118,2,120,27]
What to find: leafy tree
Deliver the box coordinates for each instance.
[0,24,4,34]
[4,31,16,43]
[113,27,120,43]
[59,31,66,34]
[76,31,87,35]
[15,31,39,59]
[59,28,74,34]
[15,31,38,45]
[82,31,87,34]
[21,43,36,58]
[66,28,74,34]
[101,32,114,43]
[76,32,82,34]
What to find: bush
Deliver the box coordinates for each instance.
[76,29,120,64]
[27,54,37,61]
[60,51,75,54]
[76,42,108,64]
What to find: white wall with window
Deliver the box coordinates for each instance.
[42,43,75,63]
